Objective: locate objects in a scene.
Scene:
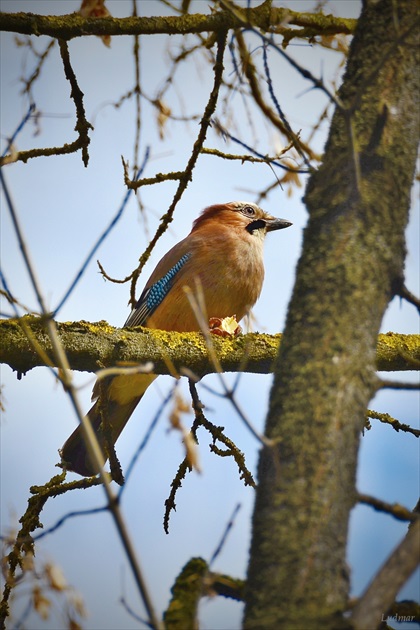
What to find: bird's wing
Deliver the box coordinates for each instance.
[124,243,192,328]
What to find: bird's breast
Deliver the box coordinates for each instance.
[147,232,265,332]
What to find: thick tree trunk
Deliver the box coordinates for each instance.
[244,1,419,628]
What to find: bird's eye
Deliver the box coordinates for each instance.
[241,205,256,217]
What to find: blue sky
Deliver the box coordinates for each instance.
[1,1,419,628]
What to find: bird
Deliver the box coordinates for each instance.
[60,201,292,476]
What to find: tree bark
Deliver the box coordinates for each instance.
[244,1,419,628]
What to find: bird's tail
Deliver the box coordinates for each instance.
[60,373,156,477]
[59,396,141,476]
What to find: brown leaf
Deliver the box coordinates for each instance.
[209,315,242,337]
[45,563,67,591]
[79,0,112,47]
[33,585,51,620]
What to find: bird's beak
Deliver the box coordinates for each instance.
[265,216,293,232]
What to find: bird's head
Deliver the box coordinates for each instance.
[192,201,292,238]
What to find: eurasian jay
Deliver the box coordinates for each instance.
[61,201,292,476]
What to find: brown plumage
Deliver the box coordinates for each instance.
[60,201,292,476]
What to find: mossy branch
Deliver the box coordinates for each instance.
[0,316,418,376]
[0,8,356,41]
[163,557,245,629]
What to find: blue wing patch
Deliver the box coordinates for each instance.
[124,252,191,327]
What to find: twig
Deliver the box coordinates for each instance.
[218,0,345,109]
[0,139,90,167]
[16,504,105,543]
[202,572,245,601]
[0,269,32,317]
[21,39,56,97]
[212,118,310,174]
[0,43,92,167]
[0,169,162,630]
[357,493,419,523]
[57,40,92,166]
[262,43,312,169]
[132,1,142,171]
[200,145,294,164]
[164,380,254,534]
[128,29,229,308]
[366,409,420,438]
[1,103,35,158]
[119,385,176,497]
[209,503,241,567]
[393,277,420,314]
[53,149,150,316]
[123,167,184,190]
[164,458,191,534]
[350,520,420,630]
[120,596,153,629]
[188,379,256,488]
[234,29,315,166]
[379,380,420,390]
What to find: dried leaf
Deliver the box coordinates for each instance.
[79,0,112,47]
[69,593,88,618]
[209,315,241,337]
[169,391,190,430]
[155,99,172,140]
[168,392,201,472]
[183,431,201,473]
[21,550,35,573]
[45,563,67,591]
[33,585,51,620]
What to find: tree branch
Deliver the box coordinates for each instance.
[0,317,418,376]
[357,493,420,522]
[0,8,356,40]
[0,40,93,167]
[350,520,420,630]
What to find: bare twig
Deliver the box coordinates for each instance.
[218,0,345,109]
[188,379,256,488]
[393,277,420,314]
[211,118,310,174]
[0,169,162,630]
[366,409,420,438]
[119,385,176,497]
[0,42,93,167]
[357,493,419,523]
[164,379,255,534]
[1,103,35,158]
[123,166,184,190]
[234,29,315,165]
[54,149,150,316]
[57,39,92,166]
[350,519,420,630]
[128,29,228,308]
[209,503,242,567]
[21,39,56,97]
[200,143,295,164]
[379,380,420,390]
